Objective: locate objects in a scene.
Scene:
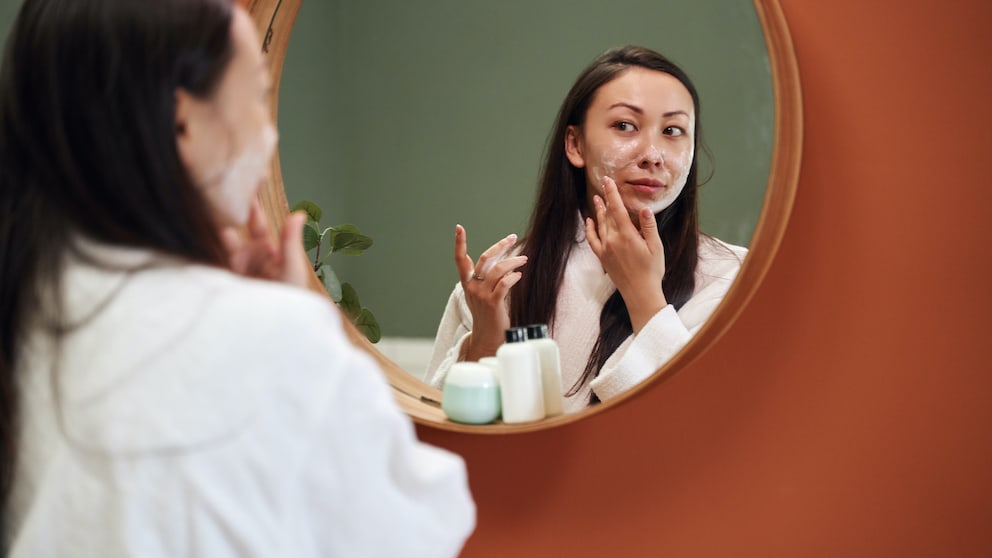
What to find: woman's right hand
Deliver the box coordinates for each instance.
[220,200,311,288]
[453,224,527,361]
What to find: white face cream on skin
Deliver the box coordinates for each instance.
[200,124,278,225]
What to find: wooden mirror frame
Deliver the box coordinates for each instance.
[247,0,802,434]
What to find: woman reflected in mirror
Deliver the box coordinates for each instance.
[0,0,473,554]
[427,45,746,414]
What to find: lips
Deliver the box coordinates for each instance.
[627,178,666,194]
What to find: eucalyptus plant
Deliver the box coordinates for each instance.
[292,200,381,343]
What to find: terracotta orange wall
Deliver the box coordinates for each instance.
[419,1,992,555]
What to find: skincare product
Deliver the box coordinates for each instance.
[525,324,564,416]
[496,327,545,423]
[441,362,501,425]
[477,357,502,419]
[478,356,500,370]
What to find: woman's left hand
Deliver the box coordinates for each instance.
[585,176,668,333]
[220,199,310,288]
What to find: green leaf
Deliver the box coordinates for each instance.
[290,200,322,223]
[353,308,381,343]
[331,224,361,234]
[331,232,374,256]
[338,282,361,318]
[302,223,320,252]
[316,263,342,302]
[288,208,377,344]
[323,224,358,249]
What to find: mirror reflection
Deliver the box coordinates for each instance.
[425,46,748,415]
[278,1,773,414]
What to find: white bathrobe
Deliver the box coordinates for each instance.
[6,240,474,557]
[425,227,746,414]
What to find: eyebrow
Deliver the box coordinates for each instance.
[608,102,690,118]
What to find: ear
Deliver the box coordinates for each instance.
[174,88,199,172]
[174,88,218,183]
[564,125,586,168]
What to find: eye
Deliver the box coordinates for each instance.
[663,126,685,137]
[613,121,637,132]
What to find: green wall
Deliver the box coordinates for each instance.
[278,1,773,337]
[0,1,773,339]
[0,2,18,42]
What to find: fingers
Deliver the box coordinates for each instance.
[476,233,517,277]
[219,225,241,256]
[637,206,664,254]
[591,176,627,246]
[601,176,636,231]
[454,224,475,284]
[483,254,528,282]
[245,200,277,267]
[592,192,609,241]
[456,226,521,285]
[246,199,271,241]
[219,226,245,272]
[491,269,524,301]
[279,211,309,287]
[454,225,526,309]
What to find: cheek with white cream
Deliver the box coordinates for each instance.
[587,139,640,199]
[199,124,278,226]
[643,144,693,214]
[584,137,694,216]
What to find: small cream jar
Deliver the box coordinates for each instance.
[442,362,502,425]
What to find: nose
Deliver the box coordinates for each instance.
[638,140,665,169]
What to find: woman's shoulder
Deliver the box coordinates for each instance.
[66,237,340,338]
[699,234,748,258]
[102,260,348,355]
[181,264,341,332]
[52,260,362,454]
[695,235,748,281]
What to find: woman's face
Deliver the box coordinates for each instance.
[565,67,695,223]
[175,6,276,226]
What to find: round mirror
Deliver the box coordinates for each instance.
[250,0,801,432]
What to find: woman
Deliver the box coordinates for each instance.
[0,0,473,555]
[426,46,746,413]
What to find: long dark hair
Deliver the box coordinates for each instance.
[0,0,235,536]
[509,45,703,403]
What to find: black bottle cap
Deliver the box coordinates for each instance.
[525,324,549,339]
[504,327,527,343]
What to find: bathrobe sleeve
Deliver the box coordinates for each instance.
[590,240,746,401]
[423,282,473,389]
[6,263,475,558]
[249,287,475,557]
[297,335,476,558]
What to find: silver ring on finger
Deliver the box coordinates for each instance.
[472,272,485,280]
